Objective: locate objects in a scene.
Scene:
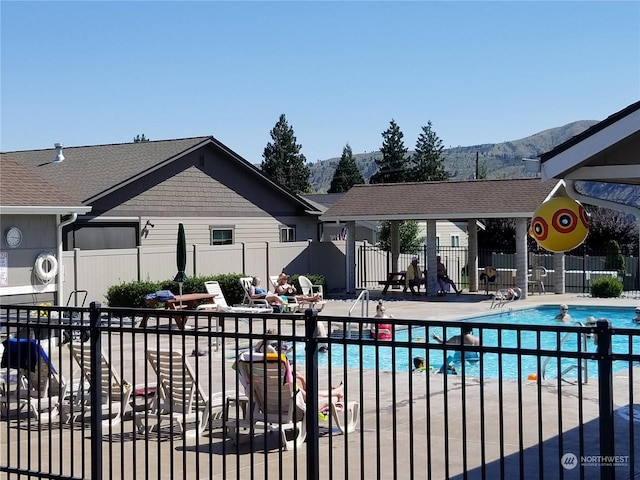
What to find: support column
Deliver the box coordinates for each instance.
[467,220,479,292]
[346,221,356,294]
[554,252,566,294]
[390,221,400,273]
[426,219,438,296]
[515,218,529,299]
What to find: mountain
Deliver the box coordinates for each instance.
[308,120,599,192]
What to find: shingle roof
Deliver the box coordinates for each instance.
[4,137,321,213]
[320,178,560,221]
[0,154,87,211]
[4,137,210,203]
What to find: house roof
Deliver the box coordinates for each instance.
[4,137,320,213]
[540,100,640,185]
[320,178,560,222]
[0,154,91,215]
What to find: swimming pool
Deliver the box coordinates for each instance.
[292,306,640,379]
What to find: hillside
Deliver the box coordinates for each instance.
[308,120,599,192]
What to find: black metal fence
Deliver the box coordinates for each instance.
[1,303,639,479]
[357,243,640,294]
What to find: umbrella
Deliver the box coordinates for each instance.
[174,223,188,294]
[174,224,204,356]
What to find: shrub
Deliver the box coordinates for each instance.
[106,280,160,308]
[590,277,623,298]
[105,274,246,307]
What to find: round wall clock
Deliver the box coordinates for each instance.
[5,226,23,248]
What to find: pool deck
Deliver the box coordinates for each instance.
[4,290,640,479]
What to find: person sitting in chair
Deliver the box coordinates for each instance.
[436,256,461,295]
[275,273,322,303]
[250,277,287,306]
[405,256,425,296]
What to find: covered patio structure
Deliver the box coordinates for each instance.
[321,177,560,297]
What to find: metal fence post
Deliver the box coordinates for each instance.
[305,308,319,480]
[89,301,103,480]
[596,319,615,480]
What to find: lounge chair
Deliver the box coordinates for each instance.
[226,351,359,450]
[297,275,327,312]
[226,351,306,450]
[199,280,272,314]
[490,287,522,309]
[0,338,66,421]
[136,349,224,438]
[61,344,132,427]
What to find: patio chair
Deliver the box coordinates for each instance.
[268,275,300,312]
[61,344,133,427]
[527,266,547,294]
[297,275,327,312]
[0,338,66,421]
[480,267,500,295]
[136,349,224,438]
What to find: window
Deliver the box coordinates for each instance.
[63,222,138,250]
[280,226,295,242]
[210,227,234,245]
[451,235,460,248]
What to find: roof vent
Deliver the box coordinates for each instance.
[53,143,65,163]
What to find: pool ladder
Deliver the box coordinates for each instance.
[341,289,370,339]
[541,321,590,383]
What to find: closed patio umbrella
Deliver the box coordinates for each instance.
[174,223,188,296]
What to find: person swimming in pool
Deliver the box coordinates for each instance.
[431,325,480,373]
[633,307,640,323]
[555,304,572,322]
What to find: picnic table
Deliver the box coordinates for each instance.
[379,272,408,294]
[145,293,216,329]
[379,270,428,294]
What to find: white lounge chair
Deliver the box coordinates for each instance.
[528,266,547,294]
[491,287,522,309]
[0,338,66,421]
[268,275,300,312]
[199,280,272,314]
[226,351,359,450]
[61,344,133,427]
[297,275,327,312]
[136,349,224,438]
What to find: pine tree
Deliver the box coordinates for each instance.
[410,121,449,181]
[328,144,365,193]
[261,114,311,194]
[370,119,408,184]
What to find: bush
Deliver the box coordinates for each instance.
[604,239,626,277]
[106,280,160,308]
[590,277,624,298]
[105,274,246,307]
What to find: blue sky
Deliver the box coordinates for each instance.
[1,1,638,163]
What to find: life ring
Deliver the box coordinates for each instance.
[35,252,58,282]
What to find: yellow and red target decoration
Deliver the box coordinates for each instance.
[529,196,590,252]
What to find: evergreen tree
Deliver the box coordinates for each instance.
[377,220,422,254]
[410,121,449,181]
[370,119,408,184]
[328,144,365,193]
[261,114,311,194]
[133,134,149,142]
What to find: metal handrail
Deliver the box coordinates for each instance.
[541,321,590,382]
[345,289,369,338]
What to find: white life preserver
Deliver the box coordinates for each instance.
[35,252,58,282]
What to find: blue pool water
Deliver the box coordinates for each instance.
[292,306,640,379]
